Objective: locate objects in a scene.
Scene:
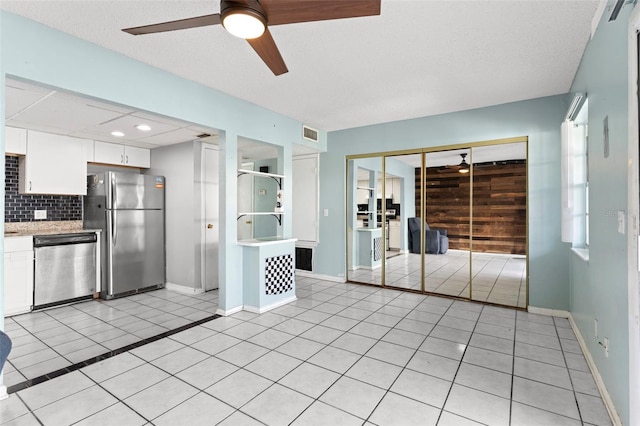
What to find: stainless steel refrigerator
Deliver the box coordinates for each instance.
[84,172,166,299]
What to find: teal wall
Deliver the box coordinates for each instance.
[0,10,324,315]
[568,4,633,423]
[318,95,571,310]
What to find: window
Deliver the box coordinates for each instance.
[562,96,589,251]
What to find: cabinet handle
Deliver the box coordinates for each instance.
[29,181,32,191]
[121,154,124,164]
[126,155,129,164]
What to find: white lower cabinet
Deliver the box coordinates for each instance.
[94,141,150,168]
[389,220,401,249]
[4,236,34,316]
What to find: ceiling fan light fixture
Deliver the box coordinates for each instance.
[221,2,266,39]
[458,153,470,173]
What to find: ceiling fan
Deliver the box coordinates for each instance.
[122,0,381,76]
[439,153,470,174]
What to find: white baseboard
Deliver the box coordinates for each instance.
[244,296,297,314]
[527,306,570,318]
[567,314,622,426]
[165,282,204,295]
[215,305,243,316]
[295,271,346,283]
[528,306,620,425]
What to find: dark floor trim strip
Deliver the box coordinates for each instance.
[7,314,222,394]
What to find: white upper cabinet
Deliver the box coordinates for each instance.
[126,145,151,168]
[391,178,402,204]
[5,126,27,155]
[19,130,87,195]
[94,141,150,168]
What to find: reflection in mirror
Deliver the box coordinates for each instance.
[347,158,383,286]
[422,149,471,298]
[237,137,281,240]
[471,142,527,308]
[382,154,420,290]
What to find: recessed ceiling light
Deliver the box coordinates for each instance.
[111,131,125,137]
[135,124,151,131]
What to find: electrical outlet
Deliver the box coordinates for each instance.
[594,319,598,338]
[34,209,47,220]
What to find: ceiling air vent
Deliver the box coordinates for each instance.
[196,133,212,138]
[302,125,318,143]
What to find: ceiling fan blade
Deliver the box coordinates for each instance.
[247,28,288,75]
[260,0,381,26]
[123,14,221,35]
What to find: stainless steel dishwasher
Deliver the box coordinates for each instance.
[33,233,97,309]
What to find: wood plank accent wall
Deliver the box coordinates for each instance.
[415,161,526,255]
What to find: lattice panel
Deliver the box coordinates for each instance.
[374,237,382,261]
[265,254,294,295]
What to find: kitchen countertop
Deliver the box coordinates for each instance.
[5,220,101,238]
[237,237,297,247]
[5,228,101,238]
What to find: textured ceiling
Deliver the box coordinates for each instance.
[1,0,601,132]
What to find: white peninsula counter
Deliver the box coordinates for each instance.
[238,237,297,313]
[357,227,383,269]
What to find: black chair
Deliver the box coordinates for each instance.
[407,217,449,254]
[0,331,11,377]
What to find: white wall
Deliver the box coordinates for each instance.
[147,141,202,291]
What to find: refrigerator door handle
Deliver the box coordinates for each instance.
[111,173,117,210]
[112,210,117,246]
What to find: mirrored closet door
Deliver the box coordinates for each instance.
[347,158,384,286]
[346,137,528,309]
[470,142,527,308]
[421,149,471,299]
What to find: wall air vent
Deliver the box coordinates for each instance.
[302,125,318,143]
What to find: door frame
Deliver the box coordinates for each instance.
[627,6,640,425]
[200,143,220,292]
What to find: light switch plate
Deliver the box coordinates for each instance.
[34,209,47,220]
[618,210,625,234]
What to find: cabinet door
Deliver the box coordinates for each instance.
[385,178,393,199]
[124,146,150,168]
[94,141,125,165]
[4,250,34,316]
[392,178,402,203]
[5,127,27,155]
[20,131,86,195]
[389,223,401,249]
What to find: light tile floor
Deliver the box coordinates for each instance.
[349,250,527,308]
[1,277,611,425]
[3,289,218,387]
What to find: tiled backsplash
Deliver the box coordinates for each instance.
[5,155,82,222]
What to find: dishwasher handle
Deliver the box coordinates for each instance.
[34,233,97,247]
